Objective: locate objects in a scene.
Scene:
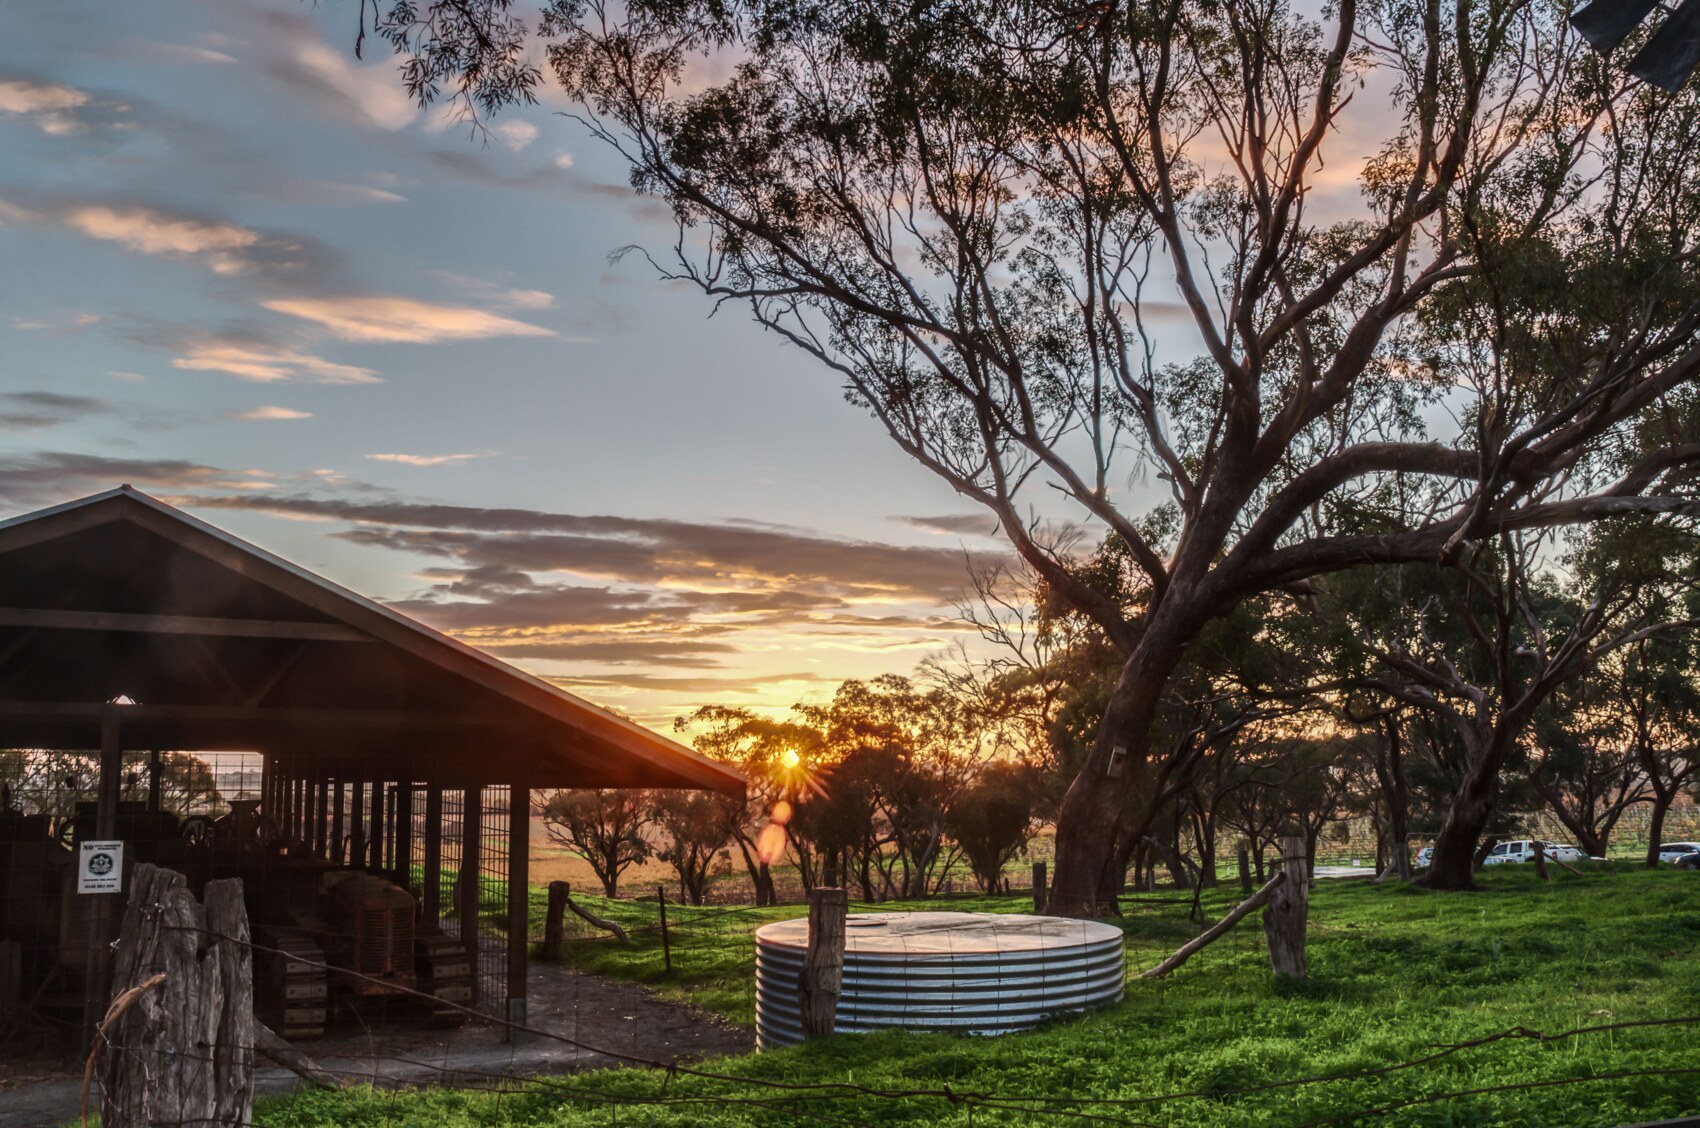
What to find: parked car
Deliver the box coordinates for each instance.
[1675,851,1700,870]
[1656,842,1700,864]
[1482,839,1581,865]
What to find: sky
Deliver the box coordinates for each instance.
[0,1,1410,736]
[0,0,1044,731]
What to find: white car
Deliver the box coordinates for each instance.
[1656,842,1700,864]
[1483,839,1581,865]
[1415,846,1433,867]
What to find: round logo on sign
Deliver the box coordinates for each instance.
[89,852,114,876]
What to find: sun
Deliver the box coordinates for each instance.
[780,747,801,770]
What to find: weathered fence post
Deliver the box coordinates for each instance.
[797,886,848,1039]
[1533,841,1549,881]
[1262,835,1309,980]
[543,880,569,958]
[101,863,255,1127]
[1237,847,1252,894]
[1032,861,1047,913]
[658,885,672,975]
[1395,837,1411,881]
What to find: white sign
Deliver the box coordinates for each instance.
[79,840,124,894]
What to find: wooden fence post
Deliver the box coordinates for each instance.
[658,886,672,975]
[1262,835,1309,980]
[1237,847,1252,894]
[798,887,848,1039]
[101,863,255,1127]
[1032,861,1047,913]
[1533,840,1549,881]
[543,880,569,959]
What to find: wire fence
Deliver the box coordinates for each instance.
[84,923,1700,1128]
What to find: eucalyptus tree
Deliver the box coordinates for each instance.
[372,0,1700,912]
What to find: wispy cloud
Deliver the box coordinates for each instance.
[366,452,486,467]
[0,452,275,507]
[438,271,554,310]
[265,31,419,132]
[0,74,99,135]
[261,179,408,205]
[171,338,381,384]
[0,392,110,430]
[2,195,325,280]
[492,120,538,151]
[231,405,313,421]
[895,513,1002,537]
[63,204,264,274]
[261,296,554,343]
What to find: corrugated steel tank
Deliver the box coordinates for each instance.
[755,911,1125,1049]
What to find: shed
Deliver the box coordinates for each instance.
[0,485,741,1047]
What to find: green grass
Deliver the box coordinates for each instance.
[264,867,1700,1126]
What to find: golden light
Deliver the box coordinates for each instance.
[780,747,801,770]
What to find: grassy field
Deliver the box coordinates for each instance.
[270,866,1700,1126]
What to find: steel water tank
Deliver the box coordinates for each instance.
[755,911,1125,1049]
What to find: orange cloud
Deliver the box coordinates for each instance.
[261,296,554,343]
[63,205,264,274]
[172,342,380,384]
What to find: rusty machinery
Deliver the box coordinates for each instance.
[0,795,472,1040]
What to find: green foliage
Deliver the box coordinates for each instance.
[281,869,1700,1126]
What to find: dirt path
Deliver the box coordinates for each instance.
[0,962,754,1128]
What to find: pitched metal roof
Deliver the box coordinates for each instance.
[0,486,742,794]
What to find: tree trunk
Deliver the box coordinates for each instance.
[1416,731,1504,891]
[1645,792,1672,867]
[1049,632,1189,916]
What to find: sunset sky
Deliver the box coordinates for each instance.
[0,0,1055,730]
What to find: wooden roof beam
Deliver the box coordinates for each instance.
[0,607,372,642]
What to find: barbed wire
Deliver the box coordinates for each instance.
[100,921,1695,1128]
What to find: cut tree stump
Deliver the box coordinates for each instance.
[1262,835,1309,980]
[797,887,847,1039]
[101,863,255,1127]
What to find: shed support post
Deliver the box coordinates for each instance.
[329,780,345,865]
[506,780,529,1038]
[368,778,384,871]
[423,785,442,929]
[315,778,330,858]
[384,784,398,871]
[349,781,365,871]
[460,787,482,1003]
[82,710,123,1051]
[146,749,162,815]
[395,783,414,886]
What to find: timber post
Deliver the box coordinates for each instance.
[101,863,255,1127]
[1237,846,1252,894]
[658,885,672,975]
[1533,840,1549,881]
[798,886,848,1039]
[1032,861,1047,913]
[544,880,569,958]
[1262,835,1309,980]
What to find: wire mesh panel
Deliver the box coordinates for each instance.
[473,784,510,1016]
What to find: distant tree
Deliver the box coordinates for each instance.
[676,706,824,905]
[539,788,654,897]
[945,761,1042,892]
[650,789,733,904]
